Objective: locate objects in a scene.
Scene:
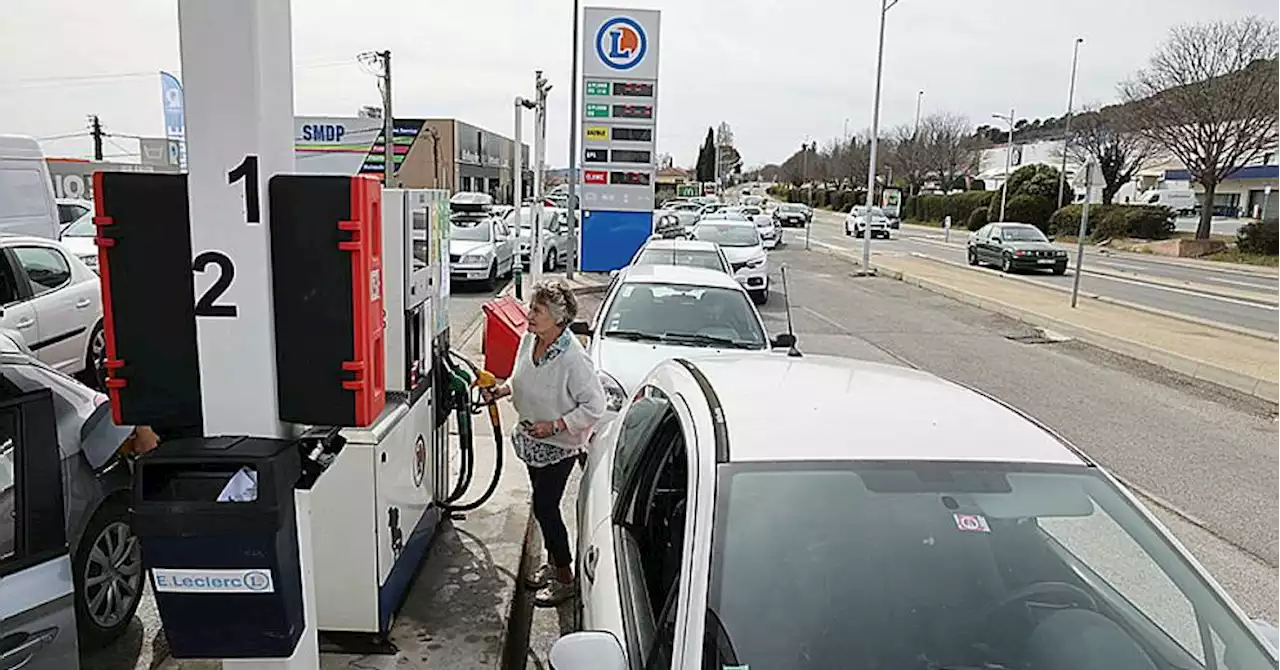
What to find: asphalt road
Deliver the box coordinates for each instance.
[753,243,1278,621]
[797,209,1279,334]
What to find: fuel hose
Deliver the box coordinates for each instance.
[438,350,504,513]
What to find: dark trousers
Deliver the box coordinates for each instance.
[527,457,576,569]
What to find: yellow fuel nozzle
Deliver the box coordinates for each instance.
[473,369,498,389]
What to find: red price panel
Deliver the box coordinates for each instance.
[611,81,654,98]
[611,104,653,120]
[609,171,651,186]
[584,170,608,184]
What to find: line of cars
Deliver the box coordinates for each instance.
[544,188,1280,669]
[447,192,576,289]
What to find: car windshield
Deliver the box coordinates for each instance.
[450,217,492,242]
[634,248,727,273]
[707,461,1274,670]
[694,223,760,247]
[601,282,766,348]
[63,212,95,238]
[853,206,888,221]
[739,207,762,217]
[779,204,805,212]
[1001,226,1049,242]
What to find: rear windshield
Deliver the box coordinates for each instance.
[634,248,726,272]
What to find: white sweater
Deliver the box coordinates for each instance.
[508,331,606,452]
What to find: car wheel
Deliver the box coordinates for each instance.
[1001,254,1014,273]
[544,249,557,272]
[1052,263,1067,276]
[967,249,979,266]
[485,261,499,289]
[74,498,143,650]
[83,321,107,392]
[751,288,768,305]
[844,225,852,236]
[855,231,864,238]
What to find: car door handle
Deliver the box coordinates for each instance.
[0,628,58,670]
[14,318,34,330]
[75,298,92,309]
[583,545,599,584]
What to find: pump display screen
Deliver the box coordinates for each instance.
[611,127,652,142]
[611,149,652,164]
[612,104,653,120]
[411,208,430,269]
[612,82,654,98]
[610,171,651,186]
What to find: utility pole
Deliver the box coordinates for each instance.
[993,108,1016,222]
[530,71,552,290]
[802,141,813,251]
[565,0,581,280]
[88,115,104,160]
[514,96,535,300]
[379,50,395,187]
[862,0,904,275]
[1057,38,1084,208]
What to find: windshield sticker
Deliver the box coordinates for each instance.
[723,666,749,670]
[953,513,991,533]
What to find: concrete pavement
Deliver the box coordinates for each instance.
[755,246,1277,620]
[806,210,1279,334]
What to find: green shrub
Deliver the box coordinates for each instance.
[1115,205,1175,239]
[967,207,990,231]
[1237,220,1279,255]
[907,191,995,224]
[1002,195,1057,232]
[1048,204,1174,240]
[1005,164,1061,200]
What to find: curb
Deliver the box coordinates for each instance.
[815,246,1279,405]
[906,252,1280,342]
[1081,265,1278,306]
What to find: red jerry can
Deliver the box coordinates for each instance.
[481,297,528,379]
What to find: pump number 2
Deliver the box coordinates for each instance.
[193,155,259,318]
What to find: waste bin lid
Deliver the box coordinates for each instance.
[143,435,297,461]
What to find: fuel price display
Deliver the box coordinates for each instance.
[612,104,653,120]
[610,171,651,186]
[611,81,654,98]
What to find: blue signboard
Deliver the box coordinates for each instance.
[160,71,186,169]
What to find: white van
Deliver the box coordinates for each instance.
[0,135,60,240]
[1137,188,1198,216]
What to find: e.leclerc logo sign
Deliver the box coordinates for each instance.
[595,16,647,71]
[151,567,276,594]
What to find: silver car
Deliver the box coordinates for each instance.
[448,213,516,288]
[554,354,1280,670]
[0,332,143,668]
[507,206,572,272]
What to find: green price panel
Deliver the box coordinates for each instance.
[586,81,611,96]
[585,103,610,118]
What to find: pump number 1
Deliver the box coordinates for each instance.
[193,154,259,318]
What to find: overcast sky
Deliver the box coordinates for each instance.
[2,0,1274,169]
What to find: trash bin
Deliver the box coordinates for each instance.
[481,296,528,379]
[132,435,305,659]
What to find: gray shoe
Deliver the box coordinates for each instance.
[525,563,555,589]
[533,578,576,608]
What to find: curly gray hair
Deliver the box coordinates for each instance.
[529,280,579,326]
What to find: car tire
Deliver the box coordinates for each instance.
[844,225,852,237]
[544,249,557,271]
[74,497,143,650]
[751,288,768,305]
[855,231,864,238]
[1001,254,1015,273]
[1052,263,1067,276]
[82,321,107,392]
[485,261,499,289]
[967,249,979,266]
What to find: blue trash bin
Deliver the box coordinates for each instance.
[132,435,305,659]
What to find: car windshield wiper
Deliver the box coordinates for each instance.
[602,329,667,342]
[662,332,759,349]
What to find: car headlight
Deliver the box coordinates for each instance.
[80,254,98,268]
[461,254,488,264]
[1056,250,1068,257]
[599,370,627,412]
[746,254,766,268]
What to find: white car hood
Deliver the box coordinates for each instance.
[450,240,493,257]
[595,339,761,393]
[720,245,764,263]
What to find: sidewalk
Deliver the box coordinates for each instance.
[855,252,1278,403]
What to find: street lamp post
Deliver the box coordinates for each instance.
[1056,38,1084,208]
[803,141,814,250]
[861,0,902,275]
[912,90,924,138]
[564,0,581,279]
[993,108,1015,222]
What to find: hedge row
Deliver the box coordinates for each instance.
[771,185,867,212]
[1237,220,1279,255]
[904,191,996,226]
[1047,204,1175,240]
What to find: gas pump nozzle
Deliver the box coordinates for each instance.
[296,426,347,487]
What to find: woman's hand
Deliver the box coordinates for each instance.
[482,385,510,404]
[527,420,560,439]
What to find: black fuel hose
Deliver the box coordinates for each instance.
[438,349,504,513]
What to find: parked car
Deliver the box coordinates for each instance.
[506,205,571,271]
[773,202,809,228]
[845,205,892,239]
[1136,189,1198,216]
[692,217,770,304]
[656,201,705,234]
[0,135,61,240]
[555,353,1280,670]
[968,222,1068,275]
[448,212,516,288]
[729,206,780,249]
[741,195,763,207]
[0,331,145,661]
[0,234,105,389]
[571,264,788,409]
[56,198,93,229]
[59,211,98,273]
[629,238,732,275]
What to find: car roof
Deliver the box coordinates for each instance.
[677,354,1085,466]
[695,216,753,226]
[641,238,720,252]
[994,222,1038,229]
[0,233,69,247]
[617,263,744,290]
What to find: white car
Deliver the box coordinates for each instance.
[448,212,516,288]
[56,197,93,228]
[555,353,1280,670]
[728,205,780,249]
[507,205,571,271]
[629,238,732,275]
[573,264,791,409]
[655,201,705,235]
[846,204,892,239]
[60,211,98,272]
[0,234,104,386]
[691,217,769,304]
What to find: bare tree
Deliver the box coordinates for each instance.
[1059,105,1159,204]
[884,124,928,194]
[1120,16,1279,238]
[922,112,978,191]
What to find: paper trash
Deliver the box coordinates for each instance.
[217,467,259,502]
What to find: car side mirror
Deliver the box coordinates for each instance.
[608,269,620,278]
[1047,236,1055,242]
[549,631,627,670]
[569,321,593,337]
[771,333,796,349]
[991,237,1001,244]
